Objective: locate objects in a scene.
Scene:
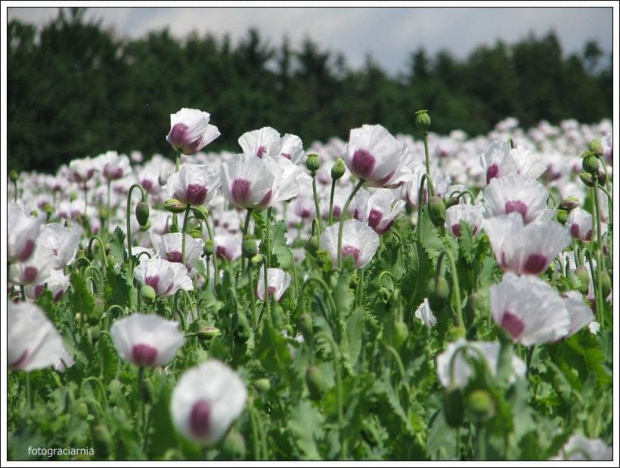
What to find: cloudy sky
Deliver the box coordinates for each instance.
[7,5,614,75]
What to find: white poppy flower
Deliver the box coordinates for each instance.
[320,219,380,269]
[133,257,193,298]
[256,267,292,302]
[166,108,220,155]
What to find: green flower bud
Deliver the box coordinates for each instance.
[135,201,150,227]
[141,378,155,404]
[92,424,112,458]
[221,429,246,460]
[204,240,214,257]
[443,389,464,428]
[428,195,446,227]
[306,235,319,257]
[588,140,604,156]
[446,325,466,342]
[164,199,187,214]
[233,312,251,342]
[559,197,580,211]
[298,314,313,343]
[251,253,264,266]
[140,284,157,304]
[555,209,569,225]
[198,326,222,340]
[579,171,595,188]
[331,158,346,180]
[414,109,431,131]
[191,206,209,221]
[574,265,591,293]
[253,378,271,393]
[75,401,90,419]
[582,153,600,176]
[305,154,321,173]
[9,169,19,183]
[242,237,258,258]
[108,379,122,400]
[444,196,459,209]
[427,276,450,310]
[469,291,486,312]
[600,271,612,299]
[394,321,409,348]
[70,192,78,202]
[306,366,330,401]
[466,389,496,422]
[29,209,39,218]
[272,303,285,329]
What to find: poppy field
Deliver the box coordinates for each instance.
[6,109,614,461]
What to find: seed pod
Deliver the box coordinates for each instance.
[164,199,187,214]
[415,109,432,131]
[242,237,258,258]
[253,378,271,393]
[555,209,569,225]
[466,389,497,422]
[306,366,330,401]
[559,197,580,212]
[588,139,604,156]
[197,326,222,341]
[428,195,446,227]
[221,429,246,460]
[600,271,612,299]
[443,389,464,428]
[305,154,321,173]
[135,201,150,227]
[204,239,214,257]
[92,424,112,458]
[331,158,346,180]
[582,153,600,176]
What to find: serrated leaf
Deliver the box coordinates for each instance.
[70,271,95,318]
[287,400,324,460]
[345,306,364,368]
[269,220,294,270]
[458,220,475,264]
[109,226,127,263]
[418,212,444,262]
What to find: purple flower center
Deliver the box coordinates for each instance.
[505,200,528,218]
[189,399,212,439]
[183,184,207,206]
[376,170,396,187]
[166,252,183,263]
[145,275,160,291]
[342,246,361,265]
[105,167,124,180]
[256,146,267,158]
[451,224,461,237]
[570,224,580,239]
[351,149,375,179]
[501,310,525,340]
[215,245,228,259]
[268,285,277,298]
[168,124,189,148]
[131,343,158,366]
[486,164,499,184]
[368,209,383,229]
[142,179,154,192]
[231,179,251,205]
[19,239,35,262]
[523,253,548,275]
[22,266,39,284]
[332,206,342,219]
[281,153,291,160]
[258,189,273,209]
[9,350,29,371]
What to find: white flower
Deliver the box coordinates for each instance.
[37,223,80,269]
[238,126,281,158]
[221,154,276,210]
[550,435,612,460]
[171,360,247,445]
[479,140,546,184]
[166,108,220,155]
[159,233,205,276]
[25,269,70,303]
[320,219,380,269]
[213,234,242,262]
[164,164,221,207]
[561,291,595,337]
[414,298,437,328]
[256,267,292,302]
[490,273,571,345]
[353,188,405,235]
[436,339,526,389]
[567,207,595,242]
[8,302,66,372]
[110,314,185,367]
[445,203,485,237]
[9,245,55,286]
[134,257,193,298]
[95,151,132,181]
[8,202,45,263]
[483,174,553,224]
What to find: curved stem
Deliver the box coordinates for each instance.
[126,184,147,278]
[416,174,428,242]
[80,376,109,409]
[337,179,365,268]
[181,205,191,266]
[247,263,257,327]
[300,277,337,324]
[423,131,435,197]
[88,236,109,269]
[591,181,606,327]
[437,249,464,330]
[329,178,337,225]
[312,175,323,237]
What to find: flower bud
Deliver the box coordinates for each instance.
[135,201,150,227]
[559,197,580,211]
[221,429,246,460]
[469,291,486,312]
[331,158,346,180]
[446,325,466,342]
[251,253,264,266]
[414,109,432,131]
[75,401,89,419]
[427,276,450,310]
[444,196,459,209]
[582,153,600,176]
[306,366,330,401]
[198,326,222,341]
[588,139,604,156]
[164,199,187,214]
[555,209,569,225]
[600,271,612,299]
[141,378,155,404]
[428,195,446,227]
[233,312,251,342]
[191,206,209,221]
[298,314,313,343]
[253,378,271,393]
[9,169,19,183]
[306,235,319,257]
[140,284,157,304]
[394,321,409,348]
[443,389,464,428]
[242,237,258,258]
[92,424,112,458]
[204,240,214,257]
[305,154,321,174]
[466,389,496,422]
[579,171,595,188]
[108,379,122,401]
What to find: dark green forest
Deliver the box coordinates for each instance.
[8,8,613,173]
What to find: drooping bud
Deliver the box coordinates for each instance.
[306,366,330,401]
[600,271,612,299]
[305,154,321,174]
[9,170,19,183]
[579,171,595,188]
[135,201,150,227]
[331,158,346,180]
[574,266,591,294]
[92,424,113,458]
[197,326,222,341]
[188,228,202,239]
[298,314,313,343]
[250,253,264,266]
[428,195,446,227]
[164,199,187,214]
[316,249,332,270]
[446,325,466,341]
[191,206,209,221]
[588,140,604,157]
[466,389,496,422]
[140,284,157,304]
[414,109,432,131]
[582,152,600,176]
[204,240,214,257]
[559,197,580,211]
[443,389,464,428]
[393,321,409,348]
[469,291,486,312]
[75,401,89,419]
[232,312,251,342]
[427,276,450,310]
[221,429,246,460]
[306,235,319,257]
[242,237,258,258]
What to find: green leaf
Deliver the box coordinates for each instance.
[69,271,94,318]
[287,400,324,460]
[109,226,127,263]
[458,220,475,264]
[344,306,364,368]
[418,212,444,262]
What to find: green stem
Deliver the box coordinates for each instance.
[526,345,536,379]
[26,372,32,411]
[126,184,147,279]
[13,179,18,203]
[312,175,323,237]
[241,208,253,275]
[423,131,435,197]
[248,263,257,327]
[88,236,109,269]
[300,277,337,326]
[356,268,365,308]
[591,181,606,327]
[138,366,148,445]
[436,249,464,330]
[203,215,219,293]
[337,179,365,268]
[476,425,487,460]
[329,177,337,225]
[80,376,109,409]
[107,179,112,234]
[416,174,428,243]
[83,182,89,218]
[181,205,191,266]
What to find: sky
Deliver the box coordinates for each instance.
[6,5,614,76]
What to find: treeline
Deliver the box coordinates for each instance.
[8,8,612,173]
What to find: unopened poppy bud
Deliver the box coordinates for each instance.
[108,379,122,400]
[298,314,313,343]
[233,312,251,342]
[559,197,580,211]
[242,237,258,258]
[555,209,569,225]
[204,240,214,257]
[75,401,89,419]
[164,199,187,214]
[305,154,321,174]
[600,271,612,298]
[135,201,150,227]
[306,366,330,401]
[92,424,112,458]
[574,265,590,291]
[469,291,486,312]
[428,195,446,227]
[191,206,209,221]
[579,171,595,188]
[582,153,600,176]
[415,109,432,131]
[588,139,604,156]
[253,378,271,393]
[9,169,19,183]
[443,389,464,428]
[29,209,39,218]
[251,253,264,266]
[331,158,346,180]
[221,429,246,460]
[466,389,496,422]
[427,276,450,310]
[198,326,221,340]
[444,196,459,209]
[306,235,319,257]
[394,321,409,348]
[140,284,157,304]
